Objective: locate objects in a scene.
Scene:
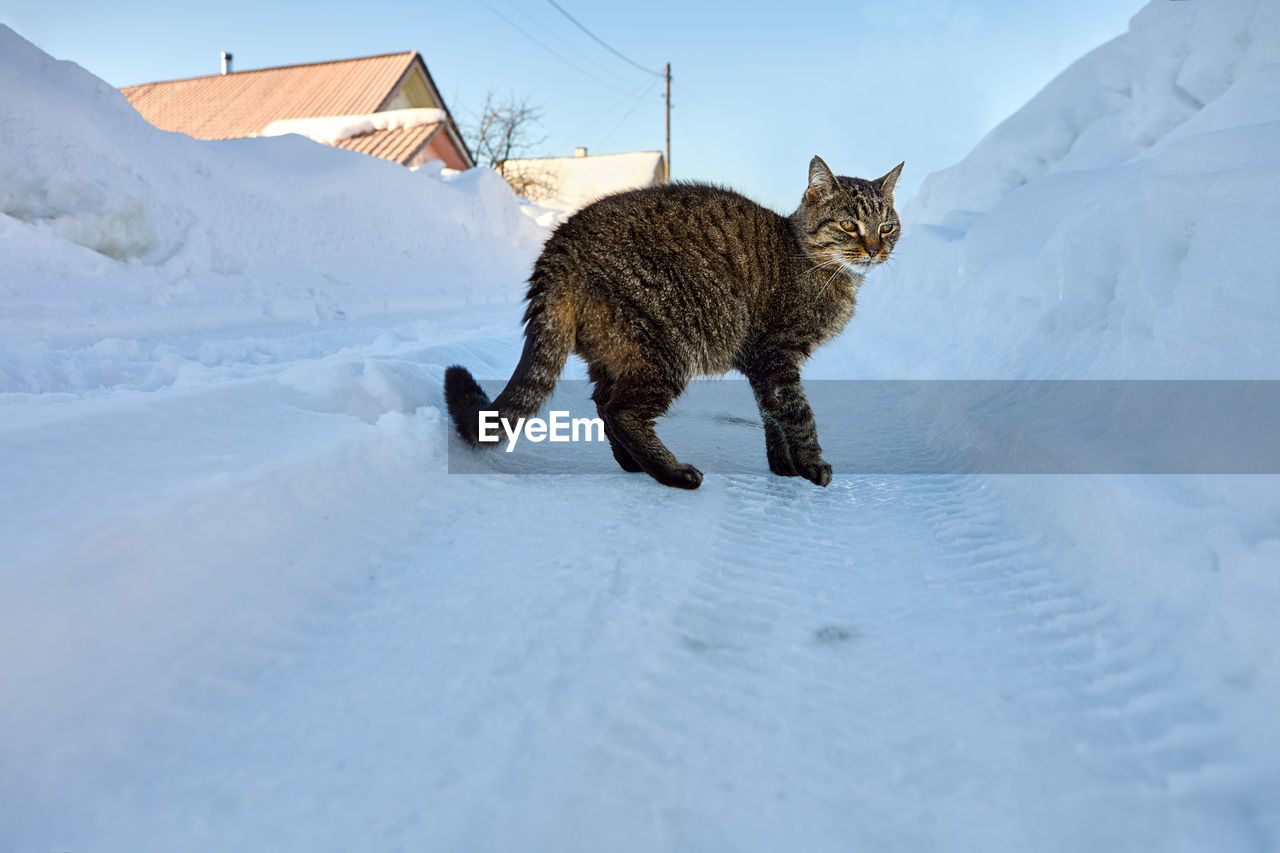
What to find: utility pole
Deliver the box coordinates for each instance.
[664,62,671,182]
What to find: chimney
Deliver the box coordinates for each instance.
[221,52,233,75]
[574,146,587,158]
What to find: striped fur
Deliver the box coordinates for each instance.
[444,155,903,489]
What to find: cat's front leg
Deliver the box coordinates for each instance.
[747,368,832,487]
[761,411,800,477]
[747,377,798,476]
[776,378,832,486]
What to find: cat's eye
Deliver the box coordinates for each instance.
[839,219,856,232]
[880,222,897,234]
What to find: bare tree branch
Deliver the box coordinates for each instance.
[499,161,557,200]
[463,90,549,182]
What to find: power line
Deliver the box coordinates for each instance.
[542,0,663,78]
[498,0,637,90]
[554,77,655,149]
[476,0,635,95]
[597,78,661,148]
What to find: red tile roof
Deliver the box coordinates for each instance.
[121,52,417,141]
[334,121,442,163]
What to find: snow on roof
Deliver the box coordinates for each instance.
[501,150,665,210]
[261,108,448,145]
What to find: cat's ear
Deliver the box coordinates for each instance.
[806,155,837,203]
[874,161,905,196]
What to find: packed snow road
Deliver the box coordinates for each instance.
[1,315,1270,852]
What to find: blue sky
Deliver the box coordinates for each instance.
[3,0,1146,211]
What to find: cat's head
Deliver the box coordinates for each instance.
[793,155,903,271]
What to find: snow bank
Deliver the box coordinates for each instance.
[907,0,1280,226]
[810,0,1280,743]
[0,26,547,393]
[261,108,449,144]
[825,0,1280,381]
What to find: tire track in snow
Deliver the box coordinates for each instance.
[915,476,1273,850]
[587,474,1021,850]
[599,473,1269,851]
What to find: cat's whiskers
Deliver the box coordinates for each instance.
[813,259,846,281]
[799,247,878,305]
[812,263,851,306]
[810,258,845,274]
[801,251,847,276]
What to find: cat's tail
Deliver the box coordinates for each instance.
[444,289,576,448]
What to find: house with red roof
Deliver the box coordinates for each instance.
[121,51,474,170]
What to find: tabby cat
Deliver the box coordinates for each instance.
[445,155,903,490]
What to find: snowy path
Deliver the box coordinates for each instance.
[3,318,1270,850]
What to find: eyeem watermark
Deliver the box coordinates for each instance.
[449,380,1280,474]
[479,410,606,452]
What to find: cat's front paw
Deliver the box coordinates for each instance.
[799,460,832,487]
[656,463,704,490]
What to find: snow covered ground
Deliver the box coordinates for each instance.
[2,0,1279,849]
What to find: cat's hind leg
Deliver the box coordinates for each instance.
[587,363,642,473]
[601,368,701,490]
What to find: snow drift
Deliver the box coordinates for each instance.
[808,0,1280,768]
[824,0,1280,380]
[0,26,546,393]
